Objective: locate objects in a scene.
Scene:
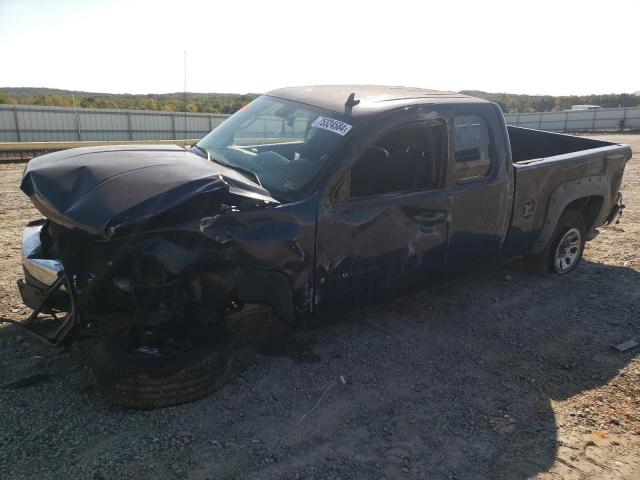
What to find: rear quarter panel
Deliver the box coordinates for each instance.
[503,144,632,255]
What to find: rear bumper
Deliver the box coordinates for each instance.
[19,221,68,311]
[605,192,625,225]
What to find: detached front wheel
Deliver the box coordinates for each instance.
[90,332,233,409]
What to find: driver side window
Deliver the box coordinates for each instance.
[350,121,446,198]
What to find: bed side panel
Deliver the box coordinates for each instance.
[502,144,630,255]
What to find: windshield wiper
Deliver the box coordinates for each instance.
[219,161,262,187]
[192,145,262,187]
[190,144,208,159]
[211,155,262,187]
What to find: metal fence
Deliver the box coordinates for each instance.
[0,104,231,142]
[2,103,639,143]
[504,107,640,132]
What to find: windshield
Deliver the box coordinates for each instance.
[196,96,352,197]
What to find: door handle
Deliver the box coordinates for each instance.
[413,212,450,225]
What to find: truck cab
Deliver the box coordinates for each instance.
[309,92,514,310]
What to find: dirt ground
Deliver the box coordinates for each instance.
[1,135,639,480]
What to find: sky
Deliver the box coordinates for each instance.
[1,0,639,96]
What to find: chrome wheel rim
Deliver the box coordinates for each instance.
[554,228,582,273]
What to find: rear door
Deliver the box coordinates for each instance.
[445,105,513,270]
[314,116,452,311]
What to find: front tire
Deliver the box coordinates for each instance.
[90,332,233,409]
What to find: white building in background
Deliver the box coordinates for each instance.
[570,105,602,111]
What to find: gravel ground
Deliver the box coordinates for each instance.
[0,135,639,480]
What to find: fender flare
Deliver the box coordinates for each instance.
[528,175,609,256]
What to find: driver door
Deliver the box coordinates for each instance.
[314,119,452,312]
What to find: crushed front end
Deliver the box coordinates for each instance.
[17,217,225,348]
[14,144,284,351]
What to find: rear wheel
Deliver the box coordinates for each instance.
[552,226,583,274]
[90,331,233,409]
[548,210,586,275]
[527,210,586,276]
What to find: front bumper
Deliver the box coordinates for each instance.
[18,221,68,311]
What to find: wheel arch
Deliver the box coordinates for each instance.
[565,196,604,233]
[199,265,297,327]
[235,271,296,327]
[528,175,609,256]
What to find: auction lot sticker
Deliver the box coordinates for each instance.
[311,117,352,136]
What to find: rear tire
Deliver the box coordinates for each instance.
[528,210,586,276]
[90,332,233,409]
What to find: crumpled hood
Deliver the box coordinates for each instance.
[21,144,277,237]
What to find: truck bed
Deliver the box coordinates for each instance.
[503,126,632,254]
[508,126,617,164]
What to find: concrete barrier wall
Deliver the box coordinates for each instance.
[0,104,231,142]
[504,107,640,132]
[2,103,639,142]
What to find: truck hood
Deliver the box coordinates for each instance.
[20,144,278,238]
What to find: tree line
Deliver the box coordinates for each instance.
[461,91,640,113]
[1,87,638,114]
[0,88,258,114]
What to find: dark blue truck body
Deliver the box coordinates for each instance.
[19,86,632,332]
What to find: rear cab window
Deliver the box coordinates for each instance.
[454,115,493,181]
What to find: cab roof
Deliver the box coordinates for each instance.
[265,85,489,119]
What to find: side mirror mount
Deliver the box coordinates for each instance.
[329,171,351,209]
[328,145,390,208]
[350,145,389,198]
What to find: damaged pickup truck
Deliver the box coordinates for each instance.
[15,85,632,407]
